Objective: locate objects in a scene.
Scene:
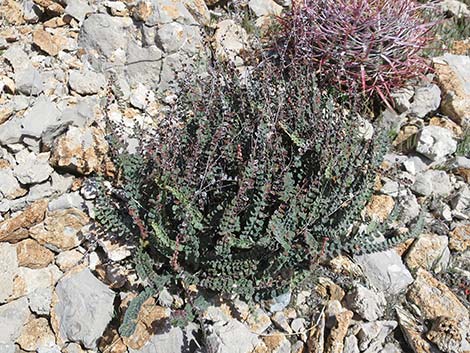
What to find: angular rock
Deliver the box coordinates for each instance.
[15,65,43,96]
[79,14,132,58]
[125,41,163,90]
[416,126,457,161]
[3,45,30,72]
[0,168,27,200]
[407,269,469,324]
[0,199,48,242]
[21,96,61,139]
[343,335,360,353]
[354,249,414,295]
[129,325,197,353]
[257,334,291,353]
[206,319,260,353]
[356,320,397,353]
[50,126,108,175]
[405,234,449,272]
[271,312,292,334]
[55,249,84,272]
[449,224,470,252]
[16,238,55,269]
[403,155,430,175]
[344,284,386,322]
[30,208,88,251]
[0,117,23,145]
[366,194,395,222]
[409,84,441,118]
[213,20,249,66]
[0,243,18,303]
[13,151,53,185]
[248,0,283,17]
[411,170,452,197]
[440,0,470,17]
[13,265,62,301]
[325,310,353,353]
[398,193,421,225]
[450,184,470,212]
[0,297,30,345]
[68,70,106,95]
[32,29,66,56]
[396,307,434,353]
[433,54,470,126]
[246,307,272,335]
[28,286,53,315]
[17,317,56,351]
[64,0,93,22]
[391,87,414,113]
[427,316,465,353]
[133,0,196,26]
[53,269,115,349]
[156,22,203,54]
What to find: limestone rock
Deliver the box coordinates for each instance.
[354,249,414,295]
[13,265,62,300]
[411,170,452,197]
[356,320,397,353]
[433,54,470,126]
[64,0,93,22]
[213,20,249,67]
[365,194,395,222]
[248,0,283,17]
[16,239,55,269]
[449,224,470,252]
[32,29,66,56]
[123,297,169,350]
[53,269,115,349]
[21,95,61,139]
[427,316,464,353]
[404,234,449,272]
[0,297,30,345]
[396,307,434,353]
[409,84,441,118]
[0,168,27,200]
[30,208,88,251]
[206,320,260,353]
[55,249,84,272]
[17,317,56,351]
[68,70,106,95]
[13,151,53,185]
[128,325,197,353]
[0,243,18,303]
[344,284,386,322]
[15,65,43,96]
[0,199,48,243]
[416,126,457,161]
[50,126,109,175]
[133,0,196,26]
[325,310,353,353]
[256,334,291,353]
[407,269,469,324]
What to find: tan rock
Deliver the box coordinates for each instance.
[407,269,469,324]
[55,249,85,272]
[16,239,55,269]
[253,333,290,353]
[0,0,25,25]
[17,317,56,351]
[404,234,448,272]
[365,194,395,222]
[433,55,470,126]
[33,0,65,14]
[328,255,363,277]
[123,297,170,350]
[429,116,463,137]
[455,167,470,183]
[427,316,463,353]
[213,19,249,67]
[98,329,127,353]
[50,126,109,175]
[308,311,325,353]
[0,105,13,125]
[0,200,48,243]
[316,277,345,301]
[393,125,419,150]
[33,29,67,57]
[133,1,153,21]
[449,224,470,252]
[325,310,353,353]
[2,76,16,94]
[44,16,68,28]
[246,307,272,335]
[30,208,88,251]
[396,307,434,353]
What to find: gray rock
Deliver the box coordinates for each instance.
[403,155,430,175]
[416,126,457,161]
[344,335,360,353]
[21,96,61,139]
[377,109,406,134]
[136,0,196,26]
[268,291,291,312]
[129,325,198,353]
[156,22,203,54]
[0,243,18,303]
[248,0,283,17]
[54,269,115,349]
[0,344,15,353]
[398,193,421,224]
[79,14,132,58]
[157,288,174,307]
[69,70,106,95]
[15,65,43,96]
[125,41,163,90]
[411,170,453,197]
[391,87,414,113]
[271,311,292,333]
[0,118,23,145]
[0,169,24,200]
[380,179,400,197]
[3,45,30,72]
[354,249,414,295]
[51,172,74,195]
[0,297,30,345]
[447,156,470,169]
[409,84,441,118]
[440,0,470,17]
[22,0,42,23]
[206,320,260,353]
[28,286,53,315]
[450,185,470,212]
[65,0,94,22]
[345,284,386,321]
[357,320,398,353]
[48,192,85,211]
[13,151,53,184]
[379,343,402,353]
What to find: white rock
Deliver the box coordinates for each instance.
[206,320,260,353]
[21,96,61,139]
[416,126,457,161]
[345,284,386,321]
[0,169,25,200]
[409,84,441,118]
[0,297,30,345]
[13,151,53,185]
[69,70,106,95]
[411,170,453,197]
[65,0,94,22]
[248,0,283,17]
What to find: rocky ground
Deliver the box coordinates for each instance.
[0,0,469,353]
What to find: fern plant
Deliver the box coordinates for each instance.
[94,63,424,336]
